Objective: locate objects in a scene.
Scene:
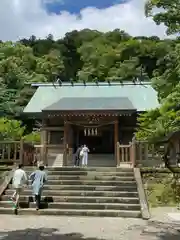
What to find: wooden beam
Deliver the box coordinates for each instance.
[41,126,64,131]
[46,111,133,118]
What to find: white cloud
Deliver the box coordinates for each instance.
[0,0,168,41]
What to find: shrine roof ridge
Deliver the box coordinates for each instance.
[31,81,151,87]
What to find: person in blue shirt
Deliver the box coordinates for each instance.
[29,164,47,210]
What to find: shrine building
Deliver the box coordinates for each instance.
[23,81,159,167]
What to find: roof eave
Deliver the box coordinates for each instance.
[30,81,152,87]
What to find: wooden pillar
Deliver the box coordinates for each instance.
[76,127,79,147]
[63,121,69,166]
[19,139,24,165]
[44,130,48,166]
[114,120,119,166]
[41,118,48,166]
[130,140,136,167]
[68,124,73,148]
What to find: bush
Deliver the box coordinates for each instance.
[0,117,25,140]
[147,182,175,207]
[142,172,179,207]
[23,131,40,143]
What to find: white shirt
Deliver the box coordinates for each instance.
[12,169,28,188]
[82,146,89,153]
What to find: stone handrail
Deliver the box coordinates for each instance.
[134,167,151,220]
[0,167,16,197]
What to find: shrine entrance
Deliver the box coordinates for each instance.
[66,114,118,158]
[42,111,120,166]
[77,125,114,154]
[70,122,115,166]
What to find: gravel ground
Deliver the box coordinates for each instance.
[0,208,180,240]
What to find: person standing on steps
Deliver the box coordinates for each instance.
[11,164,28,210]
[74,145,83,167]
[81,144,90,167]
[29,164,47,210]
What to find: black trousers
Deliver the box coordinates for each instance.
[35,194,41,209]
[74,156,80,166]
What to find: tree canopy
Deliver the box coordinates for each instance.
[135,0,180,141]
[145,0,180,35]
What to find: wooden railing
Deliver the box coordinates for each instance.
[0,141,22,164]
[116,142,135,167]
[33,144,65,166]
[0,140,67,166]
[116,140,163,167]
[0,139,165,167]
[0,140,39,166]
[118,144,131,163]
[135,141,163,166]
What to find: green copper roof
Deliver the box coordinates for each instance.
[43,97,135,111]
[23,82,159,113]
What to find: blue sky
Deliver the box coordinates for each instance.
[44,0,128,14]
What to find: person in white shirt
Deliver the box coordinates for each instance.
[81,144,90,167]
[11,164,28,208]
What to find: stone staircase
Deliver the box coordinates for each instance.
[0,167,141,217]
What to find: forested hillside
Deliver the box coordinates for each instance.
[0,0,180,142]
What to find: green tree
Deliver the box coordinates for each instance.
[23,131,40,143]
[145,0,180,35]
[0,42,65,116]
[152,43,180,100]
[0,118,25,141]
[136,83,180,141]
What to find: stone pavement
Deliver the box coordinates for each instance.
[0,208,180,240]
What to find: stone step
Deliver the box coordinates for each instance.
[0,201,140,211]
[0,167,140,218]
[25,167,133,172]
[1,195,140,204]
[5,189,139,197]
[0,207,141,218]
[45,175,135,181]
[25,171,134,176]
[8,184,137,191]
[27,180,136,186]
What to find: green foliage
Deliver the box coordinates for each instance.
[0,118,25,141]
[145,0,180,35]
[152,43,180,100]
[136,83,180,142]
[146,182,176,207]
[0,42,65,116]
[143,173,178,207]
[0,117,40,143]
[136,108,161,140]
[23,131,40,143]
